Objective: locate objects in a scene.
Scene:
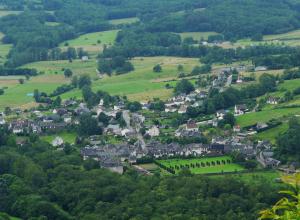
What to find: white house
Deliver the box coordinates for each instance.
[147,126,160,137]
[216,110,226,120]
[234,104,247,116]
[255,66,267,72]
[0,116,5,125]
[178,105,188,114]
[267,97,279,105]
[52,136,64,147]
[81,56,89,62]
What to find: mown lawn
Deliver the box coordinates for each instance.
[41,131,77,144]
[157,156,245,174]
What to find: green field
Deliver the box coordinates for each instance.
[0,32,12,64]
[62,56,200,101]
[60,30,119,56]
[0,56,199,109]
[255,123,288,143]
[157,156,245,174]
[237,107,300,128]
[179,31,219,41]
[23,59,98,78]
[0,74,65,110]
[109,17,139,25]
[41,131,77,144]
[0,10,22,17]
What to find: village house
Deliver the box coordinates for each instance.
[236,75,243,84]
[186,119,198,131]
[234,104,248,116]
[266,97,279,105]
[178,105,188,114]
[0,113,5,125]
[216,110,227,120]
[165,106,177,113]
[233,125,241,132]
[175,127,201,138]
[81,56,89,62]
[63,99,77,107]
[146,126,160,137]
[52,136,64,147]
[256,122,269,132]
[255,66,268,72]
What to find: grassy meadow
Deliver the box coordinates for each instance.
[255,123,289,144]
[157,156,245,175]
[60,30,119,56]
[0,69,68,110]
[62,56,200,101]
[109,17,139,25]
[0,10,22,17]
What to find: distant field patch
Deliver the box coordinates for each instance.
[156,156,244,174]
[23,59,98,78]
[60,30,119,56]
[45,22,60,26]
[221,29,300,48]
[0,32,12,64]
[0,10,22,17]
[179,32,219,41]
[109,17,139,25]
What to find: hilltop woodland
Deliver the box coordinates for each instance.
[0,129,286,220]
[1,0,300,67]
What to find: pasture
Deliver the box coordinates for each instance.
[236,107,300,128]
[156,156,245,174]
[0,56,199,109]
[60,30,119,56]
[109,17,139,25]
[62,56,200,101]
[23,59,99,78]
[255,123,289,144]
[0,74,66,110]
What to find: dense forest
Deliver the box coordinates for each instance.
[1,0,300,66]
[0,129,284,220]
